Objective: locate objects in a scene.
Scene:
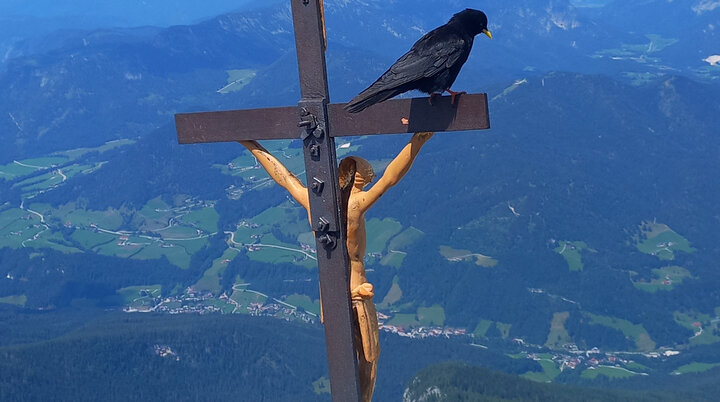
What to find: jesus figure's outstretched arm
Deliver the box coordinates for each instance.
[361,131,434,211]
[238,140,310,211]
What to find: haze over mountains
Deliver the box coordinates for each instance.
[0,0,266,28]
[2,0,718,160]
[1,1,719,400]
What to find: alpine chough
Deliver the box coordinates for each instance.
[345,9,491,113]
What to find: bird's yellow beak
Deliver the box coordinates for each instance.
[483,29,492,39]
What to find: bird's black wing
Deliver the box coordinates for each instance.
[345,28,468,112]
[391,30,469,82]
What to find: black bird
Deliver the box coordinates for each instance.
[345,9,492,113]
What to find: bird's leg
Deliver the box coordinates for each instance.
[445,88,466,105]
[428,92,442,106]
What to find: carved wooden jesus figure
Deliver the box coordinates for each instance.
[239,131,433,401]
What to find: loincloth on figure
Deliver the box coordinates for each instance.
[352,284,380,363]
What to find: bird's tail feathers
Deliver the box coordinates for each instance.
[344,87,405,113]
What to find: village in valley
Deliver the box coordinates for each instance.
[507,339,683,381]
[121,285,469,341]
[120,282,692,382]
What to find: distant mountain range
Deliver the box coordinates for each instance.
[1,0,719,398]
[0,0,267,28]
[1,0,717,161]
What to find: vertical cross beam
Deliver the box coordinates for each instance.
[291,1,363,401]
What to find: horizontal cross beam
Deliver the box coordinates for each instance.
[175,93,489,144]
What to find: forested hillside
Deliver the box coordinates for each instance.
[0,310,538,401]
[403,362,720,402]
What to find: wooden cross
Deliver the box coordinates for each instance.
[175,1,489,400]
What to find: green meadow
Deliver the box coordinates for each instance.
[632,266,692,293]
[204,298,236,314]
[672,362,720,375]
[17,156,68,168]
[285,294,320,315]
[232,224,256,244]
[24,231,81,254]
[15,199,218,268]
[0,208,82,253]
[522,358,561,383]
[139,241,197,269]
[159,225,202,239]
[0,208,31,232]
[364,219,423,267]
[61,164,94,177]
[245,233,316,268]
[231,205,317,269]
[166,237,208,258]
[439,245,472,259]
[94,239,144,259]
[471,320,512,339]
[55,138,135,160]
[388,226,424,250]
[473,319,494,338]
[313,377,331,395]
[218,141,306,186]
[14,171,64,194]
[388,313,420,328]
[180,207,219,233]
[388,305,446,328]
[636,221,695,260]
[625,361,652,373]
[545,312,572,349]
[296,231,315,246]
[439,245,498,267]
[214,154,257,176]
[496,322,512,339]
[554,241,589,271]
[1,140,129,182]
[366,217,403,254]
[117,285,162,309]
[674,310,720,344]
[380,250,406,268]
[3,156,100,197]
[193,248,240,293]
[0,162,37,180]
[138,197,174,229]
[218,69,257,93]
[0,294,27,307]
[379,275,402,307]
[50,203,125,230]
[586,313,656,351]
[581,366,639,380]
[231,289,268,311]
[593,34,678,63]
[417,305,445,326]
[689,330,720,346]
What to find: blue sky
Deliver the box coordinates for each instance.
[2,0,614,27]
[0,0,283,27]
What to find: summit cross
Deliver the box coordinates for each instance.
[174,1,490,401]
